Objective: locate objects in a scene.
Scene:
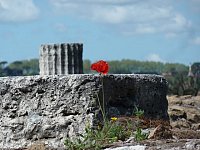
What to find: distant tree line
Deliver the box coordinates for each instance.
[0,59,39,76]
[0,59,200,96]
[84,59,188,74]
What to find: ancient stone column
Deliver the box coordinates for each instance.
[39,43,83,75]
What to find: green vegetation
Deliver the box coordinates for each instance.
[133,106,145,118]
[64,120,131,150]
[134,128,148,142]
[0,58,199,95]
[0,59,39,76]
[132,106,148,142]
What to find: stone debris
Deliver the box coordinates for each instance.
[104,145,146,150]
[168,95,200,129]
[148,124,172,139]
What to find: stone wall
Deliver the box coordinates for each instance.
[0,74,168,149]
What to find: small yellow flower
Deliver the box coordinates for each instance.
[111,117,118,121]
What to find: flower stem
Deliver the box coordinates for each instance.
[100,75,106,122]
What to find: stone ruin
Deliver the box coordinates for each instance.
[0,43,169,149]
[39,43,83,75]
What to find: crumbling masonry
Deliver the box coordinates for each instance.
[39,43,83,75]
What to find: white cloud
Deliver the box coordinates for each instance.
[135,26,156,34]
[165,33,177,38]
[55,23,68,32]
[49,0,191,36]
[0,0,39,22]
[92,6,128,24]
[146,54,165,62]
[192,37,200,45]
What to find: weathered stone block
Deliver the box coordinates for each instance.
[0,74,168,148]
[39,43,83,75]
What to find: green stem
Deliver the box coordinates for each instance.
[96,93,106,123]
[100,75,106,121]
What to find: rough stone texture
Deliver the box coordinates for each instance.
[104,145,146,150]
[0,74,168,149]
[106,139,200,150]
[39,43,83,75]
[168,95,200,129]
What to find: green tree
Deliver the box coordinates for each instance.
[21,59,39,75]
[0,61,8,76]
[191,62,200,95]
[83,59,92,74]
[191,62,200,76]
[5,59,39,76]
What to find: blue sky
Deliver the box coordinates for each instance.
[0,0,200,65]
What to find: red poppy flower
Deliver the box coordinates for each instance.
[91,60,109,75]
